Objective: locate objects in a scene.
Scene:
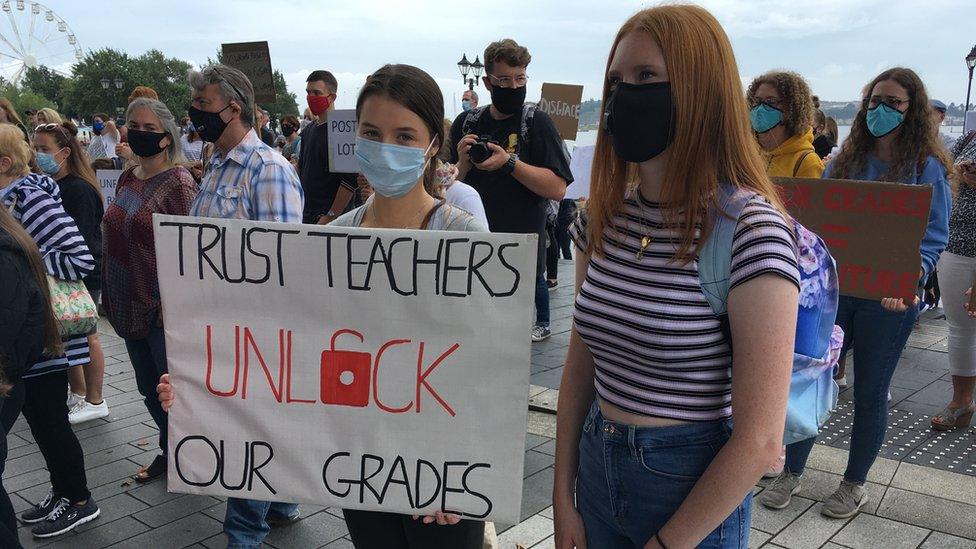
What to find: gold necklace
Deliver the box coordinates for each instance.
[633,190,652,261]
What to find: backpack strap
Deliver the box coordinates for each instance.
[698,185,756,317]
[518,103,536,155]
[461,106,489,138]
[793,150,815,177]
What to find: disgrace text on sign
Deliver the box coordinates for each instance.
[221,41,276,104]
[327,109,358,173]
[155,215,536,523]
[539,83,584,141]
[775,177,932,301]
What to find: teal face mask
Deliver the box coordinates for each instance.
[866,103,905,138]
[750,103,783,134]
[355,137,434,198]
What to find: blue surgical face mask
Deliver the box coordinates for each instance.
[355,137,434,199]
[750,103,783,134]
[92,121,105,135]
[866,103,905,138]
[461,99,472,112]
[35,150,64,175]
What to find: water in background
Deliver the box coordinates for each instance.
[571,125,967,149]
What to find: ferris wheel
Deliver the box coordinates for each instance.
[0,1,81,84]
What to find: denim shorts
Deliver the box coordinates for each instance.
[576,400,751,548]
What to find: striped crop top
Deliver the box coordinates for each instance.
[570,192,799,422]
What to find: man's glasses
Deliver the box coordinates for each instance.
[487,74,529,88]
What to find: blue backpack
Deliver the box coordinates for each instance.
[698,186,843,445]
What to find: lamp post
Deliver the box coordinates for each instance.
[457,54,484,91]
[101,76,126,119]
[966,45,976,114]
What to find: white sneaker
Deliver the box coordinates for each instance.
[68,400,109,424]
[834,374,847,389]
[66,392,85,408]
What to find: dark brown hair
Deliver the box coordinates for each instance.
[830,67,954,185]
[484,39,531,74]
[0,205,63,359]
[307,70,338,92]
[356,64,444,198]
[747,71,816,137]
[34,122,101,199]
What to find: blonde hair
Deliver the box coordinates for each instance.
[35,108,62,125]
[0,124,32,176]
[586,5,785,261]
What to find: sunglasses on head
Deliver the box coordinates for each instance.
[34,123,70,141]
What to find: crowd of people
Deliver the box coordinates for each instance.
[0,3,972,548]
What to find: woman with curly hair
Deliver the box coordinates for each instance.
[761,67,952,519]
[747,71,824,178]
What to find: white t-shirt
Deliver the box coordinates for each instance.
[87,133,119,160]
[444,181,489,229]
[181,135,204,162]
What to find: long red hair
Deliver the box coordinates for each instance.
[586,5,786,261]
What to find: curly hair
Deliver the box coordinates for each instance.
[830,67,954,187]
[746,71,816,137]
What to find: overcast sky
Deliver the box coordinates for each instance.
[26,0,976,117]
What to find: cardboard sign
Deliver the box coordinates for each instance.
[154,215,537,523]
[539,83,584,141]
[221,41,276,104]
[327,109,358,173]
[775,177,932,301]
[96,169,122,210]
[565,145,594,199]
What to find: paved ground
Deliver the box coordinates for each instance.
[4,259,975,548]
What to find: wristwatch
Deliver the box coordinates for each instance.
[501,153,518,175]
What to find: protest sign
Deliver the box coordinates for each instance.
[221,41,276,104]
[566,144,594,199]
[96,169,122,210]
[775,177,932,301]
[327,109,358,173]
[539,83,584,140]
[155,215,537,523]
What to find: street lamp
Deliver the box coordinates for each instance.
[457,53,483,91]
[114,77,124,90]
[100,77,110,90]
[965,45,976,114]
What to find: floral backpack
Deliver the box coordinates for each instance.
[698,185,843,445]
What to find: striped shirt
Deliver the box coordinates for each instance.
[571,193,799,421]
[190,130,304,223]
[2,173,95,378]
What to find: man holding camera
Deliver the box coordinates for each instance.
[450,38,572,342]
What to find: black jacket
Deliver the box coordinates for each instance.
[0,230,48,385]
[57,174,103,292]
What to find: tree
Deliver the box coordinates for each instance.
[0,78,55,117]
[22,66,67,110]
[129,49,192,119]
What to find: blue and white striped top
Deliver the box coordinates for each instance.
[2,173,94,378]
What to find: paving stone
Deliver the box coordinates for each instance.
[78,423,159,456]
[132,493,219,528]
[769,506,852,549]
[792,468,885,515]
[749,529,771,549]
[104,512,223,548]
[804,444,898,485]
[523,450,554,478]
[127,478,185,506]
[832,513,930,549]
[531,534,555,548]
[539,506,553,519]
[534,439,555,456]
[525,433,548,451]
[750,494,814,534]
[526,411,556,438]
[321,538,356,548]
[46,516,150,548]
[891,462,976,506]
[877,487,976,540]
[264,509,348,548]
[920,532,976,549]
[519,467,554,522]
[76,493,149,533]
[497,514,553,548]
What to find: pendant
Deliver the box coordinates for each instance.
[636,235,651,260]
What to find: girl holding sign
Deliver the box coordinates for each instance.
[553,5,799,548]
[158,64,489,549]
[762,68,953,517]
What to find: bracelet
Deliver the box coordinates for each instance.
[655,532,671,549]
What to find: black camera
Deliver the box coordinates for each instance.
[468,135,497,164]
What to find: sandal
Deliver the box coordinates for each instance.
[134,454,167,484]
[930,403,976,432]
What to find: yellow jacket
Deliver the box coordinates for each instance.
[766,128,825,178]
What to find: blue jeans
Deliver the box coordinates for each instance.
[224,498,300,549]
[785,296,918,483]
[576,401,751,548]
[535,276,550,327]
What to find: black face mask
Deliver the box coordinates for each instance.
[282,125,296,137]
[188,104,231,143]
[490,84,527,116]
[604,82,675,163]
[127,128,168,158]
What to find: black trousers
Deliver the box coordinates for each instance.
[546,222,559,282]
[556,199,578,260]
[342,509,485,549]
[0,383,24,546]
[21,371,91,503]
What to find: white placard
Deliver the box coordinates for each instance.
[565,145,594,200]
[327,109,358,173]
[155,215,537,523]
[96,169,122,210]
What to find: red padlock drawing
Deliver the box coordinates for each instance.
[321,329,371,407]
